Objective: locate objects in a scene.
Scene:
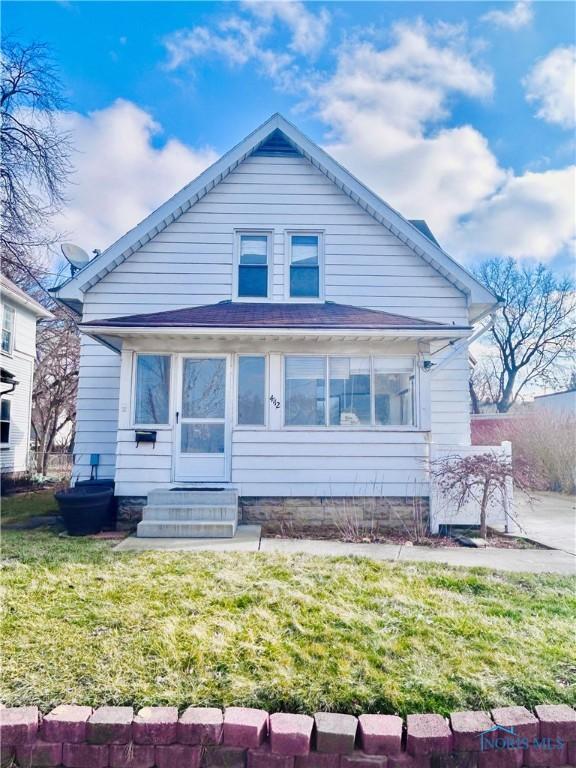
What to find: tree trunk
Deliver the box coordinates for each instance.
[469,379,480,414]
[497,372,516,413]
[479,481,491,539]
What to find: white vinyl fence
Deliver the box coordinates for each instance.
[429,441,517,534]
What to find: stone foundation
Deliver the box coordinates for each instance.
[239,496,429,536]
[117,495,430,536]
[117,497,146,531]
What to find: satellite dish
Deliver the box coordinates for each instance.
[61,243,91,275]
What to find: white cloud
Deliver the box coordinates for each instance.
[163,1,329,77]
[481,1,533,30]
[52,99,217,253]
[447,167,576,261]
[524,46,576,129]
[308,23,502,237]
[243,1,330,57]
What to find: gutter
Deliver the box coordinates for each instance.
[79,325,472,340]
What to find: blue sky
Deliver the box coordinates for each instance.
[5,0,575,273]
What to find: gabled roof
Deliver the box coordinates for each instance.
[1,276,53,320]
[81,300,470,331]
[53,113,497,316]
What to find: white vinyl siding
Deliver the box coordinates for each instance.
[76,152,471,492]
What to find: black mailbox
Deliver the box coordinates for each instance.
[135,430,157,448]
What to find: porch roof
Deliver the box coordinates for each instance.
[81,301,470,332]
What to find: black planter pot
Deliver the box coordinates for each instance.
[55,487,114,536]
[75,479,117,529]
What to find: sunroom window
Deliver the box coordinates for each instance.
[134,354,171,425]
[237,356,266,426]
[238,234,269,298]
[284,356,415,427]
[289,235,320,298]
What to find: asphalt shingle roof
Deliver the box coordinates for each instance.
[82,301,468,331]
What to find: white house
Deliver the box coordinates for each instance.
[1,276,52,483]
[532,390,576,416]
[52,114,505,537]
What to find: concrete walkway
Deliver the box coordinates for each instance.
[115,526,576,574]
[513,493,576,555]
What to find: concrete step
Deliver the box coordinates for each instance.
[142,505,237,522]
[147,489,238,506]
[137,519,237,539]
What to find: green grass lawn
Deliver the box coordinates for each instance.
[1,526,575,716]
[1,489,59,525]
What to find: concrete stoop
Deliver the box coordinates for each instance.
[137,489,238,538]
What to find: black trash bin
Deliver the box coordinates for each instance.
[55,486,114,536]
[75,479,117,530]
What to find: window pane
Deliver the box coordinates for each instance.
[374,372,414,426]
[240,235,268,265]
[329,358,371,425]
[182,358,225,418]
[291,236,318,265]
[1,330,10,354]
[135,355,170,424]
[285,356,325,425]
[238,356,265,425]
[290,266,319,298]
[181,423,224,453]
[0,399,10,443]
[238,265,268,297]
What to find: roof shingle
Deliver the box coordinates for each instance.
[82,301,468,331]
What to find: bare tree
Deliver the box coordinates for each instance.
[474,257,576,412]
[31,312,79,475]
[1,39,72,294]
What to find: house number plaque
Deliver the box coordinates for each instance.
[269,395,281,409]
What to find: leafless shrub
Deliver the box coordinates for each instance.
[431,452,535,538]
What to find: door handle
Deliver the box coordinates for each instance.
[175,411,179,424]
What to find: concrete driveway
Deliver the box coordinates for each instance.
[514,492,576,555]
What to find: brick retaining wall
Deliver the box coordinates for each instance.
[1,703,574,767]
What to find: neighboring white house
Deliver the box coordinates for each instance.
[52,114,506,535]
[1,276,52,482]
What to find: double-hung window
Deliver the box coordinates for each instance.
[237,233,270,299]
[2,305,15,354]
[284,356,415,427]
[289,234,321,299]
[134,354,171,425]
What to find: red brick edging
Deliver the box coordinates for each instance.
[1,703,575,767]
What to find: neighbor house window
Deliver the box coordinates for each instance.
[134,354,171,424]
[289,234,320,298]
[237,233,269,298]
[1,399,10,444]
[2,305,15,354]
[284,356,415,427]
[237,356,266,426]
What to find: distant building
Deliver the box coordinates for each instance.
[1,276,52,482]
[532,390,576,416]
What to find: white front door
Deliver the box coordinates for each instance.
[174,355,230,482]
